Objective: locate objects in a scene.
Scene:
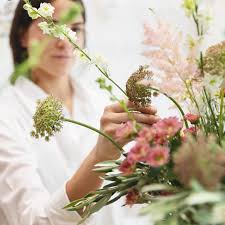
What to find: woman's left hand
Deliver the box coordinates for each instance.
[94,101,159,161]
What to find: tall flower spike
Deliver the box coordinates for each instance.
[31,96,64,141]
[126,65,153,107]
[204,41,225,78]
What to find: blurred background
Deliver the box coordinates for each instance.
[1,0,225,116]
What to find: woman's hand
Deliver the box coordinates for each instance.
[94,101,159,162]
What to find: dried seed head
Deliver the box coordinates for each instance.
[31,95,64,141]
[126,65,153,107]
[204,41,225,78]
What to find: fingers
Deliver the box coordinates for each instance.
[101,112,160,125]
[128,101,157,115]
[103,102,126,113]
[104,101,157,115]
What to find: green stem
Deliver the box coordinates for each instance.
[65,34,127,97]
[148,87,189,128]
[108,90,135,122]
[192,4,201,36]
[203,88,220,140]
[192,12,200,36]
[185,82,207,132]
[219,90,224,140]
[63,118,124,152]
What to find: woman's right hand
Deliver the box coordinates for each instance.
[94,101,159,162]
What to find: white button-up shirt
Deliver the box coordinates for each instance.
[0,76,106,225]
[0,75,151,225]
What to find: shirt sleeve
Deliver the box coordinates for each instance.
[0,118,91,225]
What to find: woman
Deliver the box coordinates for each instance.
[0,0,159,224]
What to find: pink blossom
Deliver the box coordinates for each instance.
[116,121,135,139]
[146,146,170,168]
[184,113,200,124]
[142,20,201,101]
[119,159,136,175]
[184,126,198,135]
[182,126,198,142]
[125,189,140,207]
[127,142,151,163]
[153,117,183,139]
[137,126,168,145]
[136,127,156,143]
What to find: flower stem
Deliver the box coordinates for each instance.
[150,87,189,128]
[64,34,127,97]
[219,90,224,140]
[148,87,189,128]
[185,82,207,132]
[63,118,124,152]
[203,88,220,141]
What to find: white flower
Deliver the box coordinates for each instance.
[23,3,40,19]
[52,25,66,40]
[38,21,52,35]
[203,73,224,96]
[38,3,55,18]
[38,22,65,40]
[63,27,77,43]
[92,54,109,72]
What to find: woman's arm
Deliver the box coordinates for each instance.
[66,102,158,201]
[0,102,157,225]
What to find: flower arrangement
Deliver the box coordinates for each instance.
[24,0,225,224]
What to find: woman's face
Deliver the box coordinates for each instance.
[22,0,85,77]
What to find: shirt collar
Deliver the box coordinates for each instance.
[13,75,97,121]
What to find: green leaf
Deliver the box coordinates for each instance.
[89,194,112,214]
[63,194,98,209]
[185,191,224,205]
[106,190,128,205]
[156,216,179,225]
[59,2,82,24]
[92,165,118,173]
[141,184,174,193]
[95,160,120,167]
[140,192,188,223]
[193,208,213,225]
[212,202,225,224]
[10,40,46,84]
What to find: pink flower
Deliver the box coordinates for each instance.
[127,142,151,163]
[184,126,198,135]
[153,117,183,139]
[137,127,156,143]
[116,121,135,139]
[146,146,170,168]
[119,159,136,175]
[142,21,201,102]
[125,189,140,207]
[184,113,200,124]
[182,126,198,142]
[137,126,168,145]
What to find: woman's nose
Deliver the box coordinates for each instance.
[55,37,72,49]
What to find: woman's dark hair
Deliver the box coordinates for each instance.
[10,0,86,66]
